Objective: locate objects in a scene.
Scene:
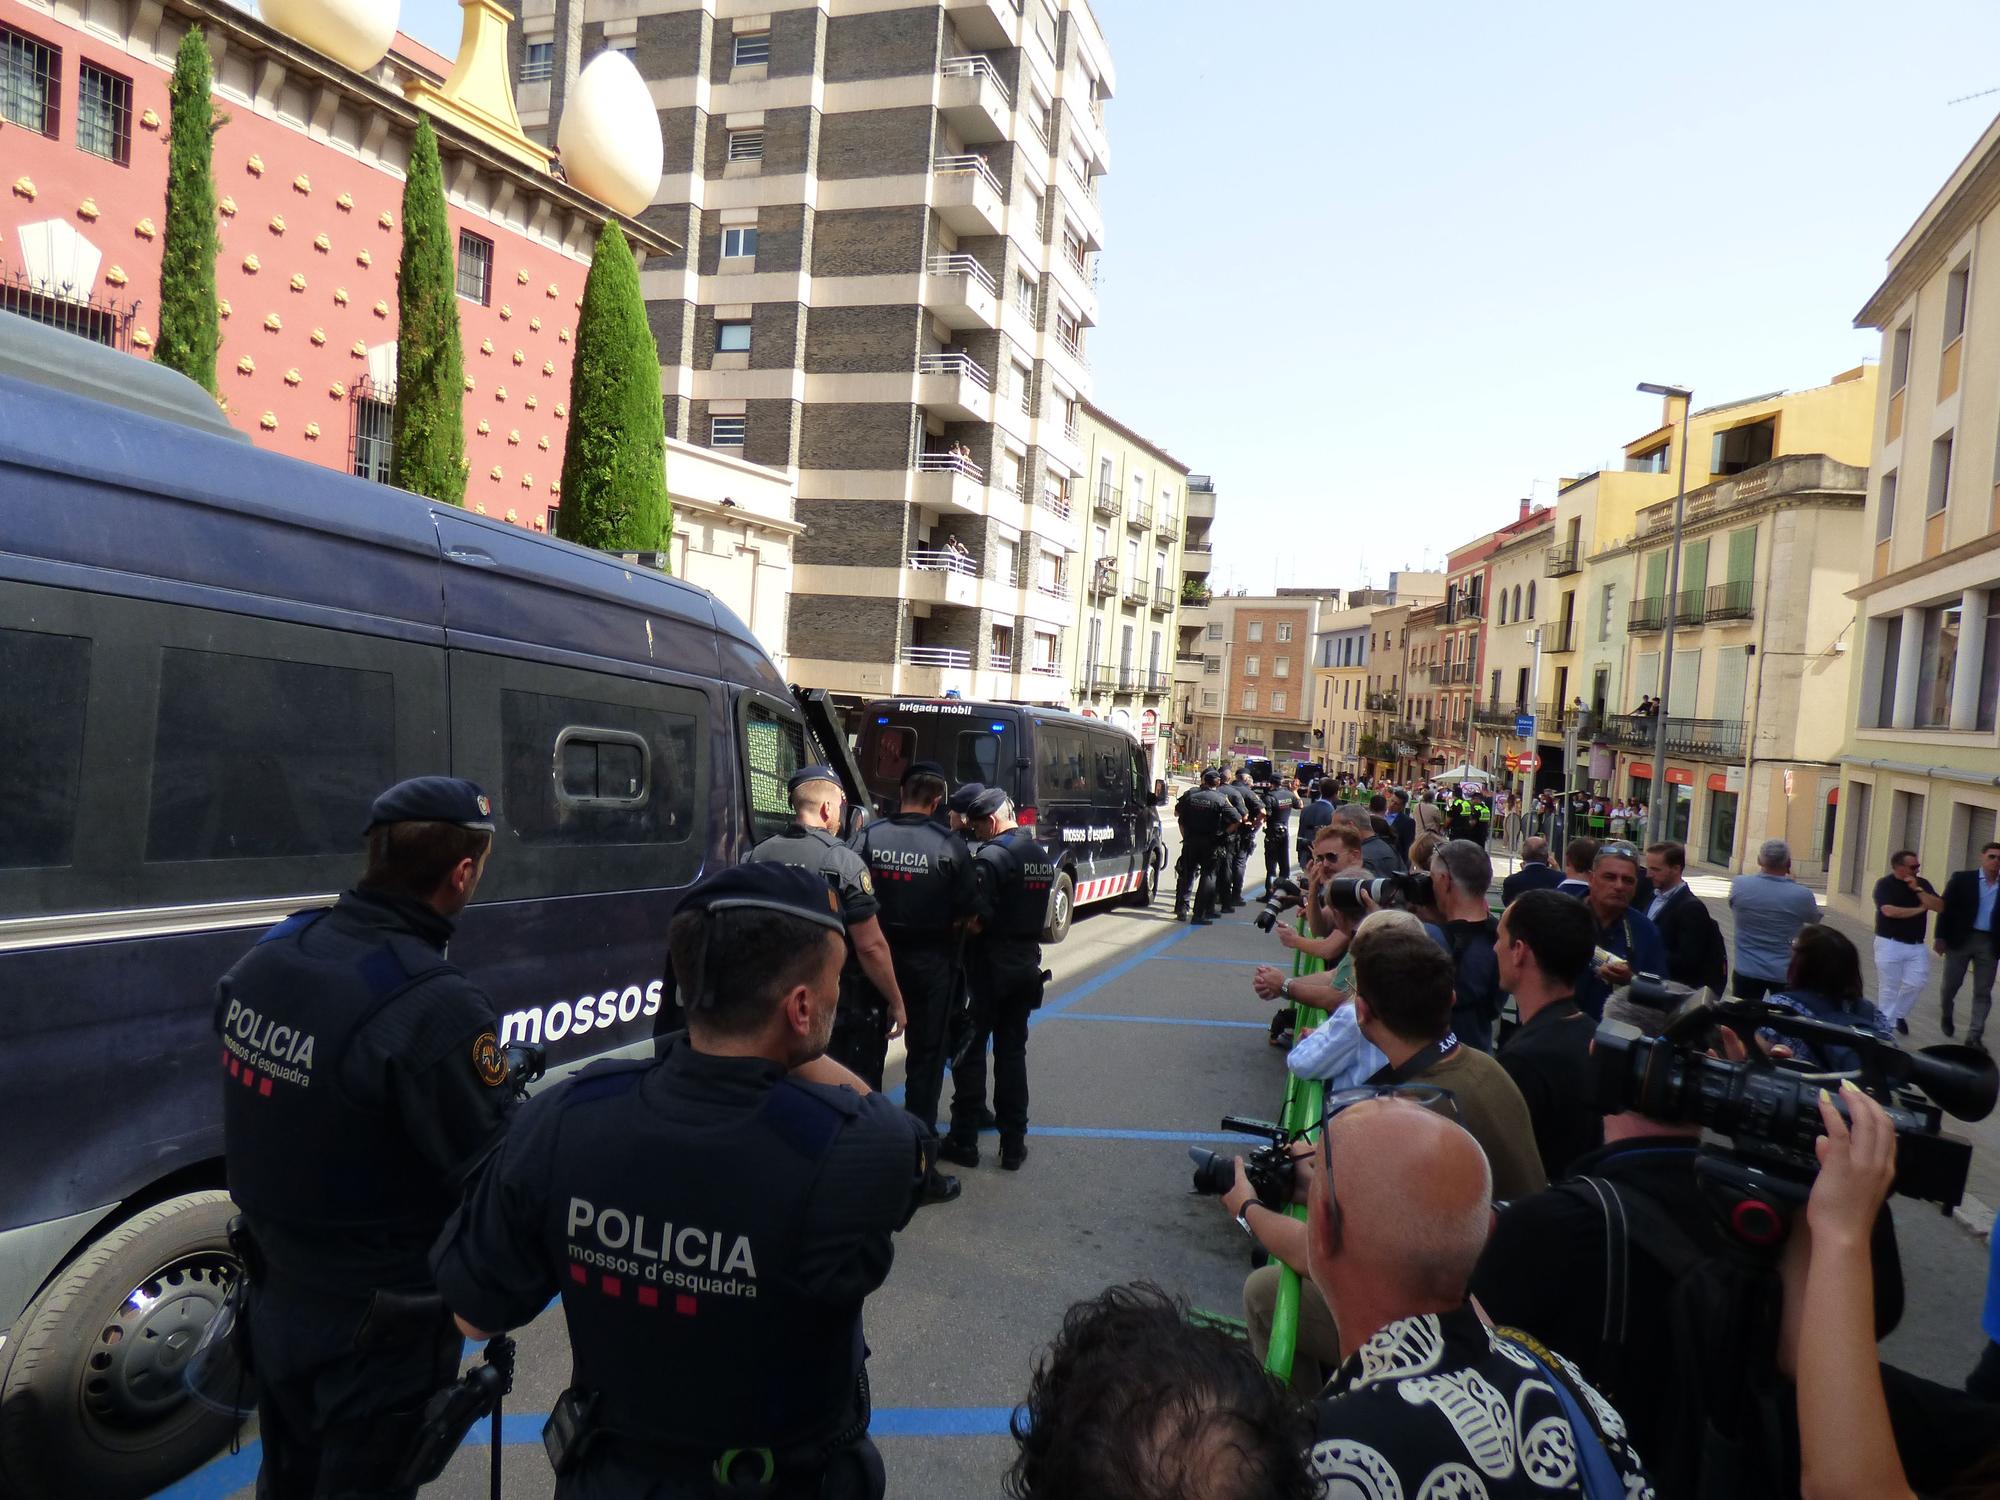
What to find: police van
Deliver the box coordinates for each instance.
[854,698,1164,941]
[0,316,863,1498]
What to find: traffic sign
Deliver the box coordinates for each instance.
[1516,753,1541,772]
[1515,715,1536,738]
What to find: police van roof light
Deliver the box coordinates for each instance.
[876,717,889,725]
[990,723,1006,732]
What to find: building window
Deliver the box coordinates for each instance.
[456,230,493,304]
[0,281,122,346]
[1628,441,1670,473]
[710,414,746,447]
[1277,621,1293,642]
[1712,419,1775,477]
[1244,655,1260,677]
[1034,0,1059,56]
[1928,433,1954,515]
[1916,602,1962,729]
[1272,690,1287,713]
[1889,322,1911,394]
[716,319,751,354]
[545,506,561,532]
[76,62,131,164]
[352,388,395,484]
[1,25,58,135]
[1015,362,1033,415]
[1526,580,1535,617]
[1599,583,1614,638]
[1275,655,1289,678]
[521,41,554,82]
[720,226,758,258]
[1242,687,1256,711]
[1247,620,1263,643]
[1944,258,1971,346]
[1877,472,1897,543]
[727,129,764,162]
[1205,622,1222,641]
[1873,614,1903,728]
[1015,271,1037,320]
[732,31,771,66]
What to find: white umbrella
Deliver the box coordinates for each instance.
[1435,763,1495,783]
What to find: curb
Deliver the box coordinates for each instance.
[1954,1192,1995,1239]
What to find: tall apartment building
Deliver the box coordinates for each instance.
[1073,399,1186,774]
[1830,111,2000,916]
[1169,473,1217,763]
[512,0,1113,704]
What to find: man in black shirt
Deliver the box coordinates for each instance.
[1873,848,1942,1036]
[1493,889,1602,1181]
[1428,838,1502,1053]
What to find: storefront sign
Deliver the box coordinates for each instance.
[1139,709,1159,743]
[1665,767,1694,786]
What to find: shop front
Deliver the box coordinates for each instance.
[1629,761,1694,844]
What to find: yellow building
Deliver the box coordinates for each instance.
[1471,511,1555,778]
[1829,112,2000,916]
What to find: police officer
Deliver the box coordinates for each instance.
[850,760,978,1203]
[940,787,1053,1172]
[1173,770,1240,925]
[947,779,989,836]
[747,765,909,1087]
[431,864,926,1500]
[1259,775,1301,891]
[1221,771,1260,911]
[215,777,517,1498]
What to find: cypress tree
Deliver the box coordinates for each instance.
[556,221,669,558]
[391,117,466,504]
[155,28,219,394]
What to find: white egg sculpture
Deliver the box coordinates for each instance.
[260,0,398,72]
[558,52,663,218]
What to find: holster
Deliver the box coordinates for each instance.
[354,1287,447,1353]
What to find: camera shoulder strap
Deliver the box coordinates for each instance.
[1561,1167,1707,1400]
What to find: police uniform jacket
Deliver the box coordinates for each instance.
[971,828,1053,990]
[848,813,976,946]
[214,887,516,1293]
[1261,787,1300,835]
[748,825,880,932]
[430,1037,926,1456]
[1174,788,1237,844]
[1220,784,1256,830]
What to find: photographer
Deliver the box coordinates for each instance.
[1287,825,1364,960]
[1427,839,1503,1054]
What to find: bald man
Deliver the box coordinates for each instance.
[1302,1098,1653,1494]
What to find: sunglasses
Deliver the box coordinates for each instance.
[1312,1084,1460,1249]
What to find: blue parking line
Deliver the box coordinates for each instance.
[1150,955,1266,967]
[158,1407,1028,1495]
[1055,1012,1267,1029]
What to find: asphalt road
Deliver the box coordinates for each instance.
[160,836,1995,1499]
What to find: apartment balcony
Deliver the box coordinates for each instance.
[1182,541,1213,570]
[939,55,1011,143]
[917,351,994,422]
[933,155,1006,236]
[943,0,1022,51]
[1154,509,1176,539]
[1672,588,1705,627]
[1121,576,1149,606]
[1544,620,1576,654]
[1451,597,1484,622]
[1179,595,1210,630]
[1185,475,1216,519]
[901,644,973,670]
[1705,579,1754,623]
[1038,415,1083,474]
[1545,542,1580,578]
[1088,568,1118,600]
[1034,486,1073,523]
[1093,481,1118,518]
[1366,691,1399,712]
[989,652,1012,672]
[1152,583,1175,612]
[1628,597,1667,633]
[901,549,984,605]
[914,450,987,515]
[1176,649,1206,666]
[1472,702,1530,731]
[1446,661,1474,683]
[922,253,999,331]
[1598,713,1747,761]
[1050,326,1090,375]
[1127,500,1152,530]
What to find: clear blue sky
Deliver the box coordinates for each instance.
[353,0,2000,592]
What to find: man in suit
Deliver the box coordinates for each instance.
[1936,841,2000,1049]
[1643,841,1728,995]
[1501,836,1565,904]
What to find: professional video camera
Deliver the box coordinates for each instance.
[1254,877,1303,933]
[1188,1116,1301,1211]
[1322,871,1435,914]
[1592,977,1998,1213]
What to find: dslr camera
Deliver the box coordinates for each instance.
[1322,871,1434,914]
[1593,976,1998,1212]
[1188,1116,1302,1211]
[1254,877,1303,933]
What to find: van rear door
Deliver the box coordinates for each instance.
[855,703,1017,814]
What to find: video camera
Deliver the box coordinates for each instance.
[1188,1115,1302,1211]
[1254,877,1303,933]
[1322,871,1435,914]
[1592,977,1998,1213]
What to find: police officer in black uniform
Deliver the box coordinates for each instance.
[431,864,926,1500]
[1220,771,1259,911]
[747,765,908,1087]
[947,779,988,836]
[1173,770,1240,925]
[939,787,1052,1172]
[850,760,978,1203]
[1259,775,1301,891]
[215,777,517,1498]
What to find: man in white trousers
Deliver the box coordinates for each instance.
[1872,848,1942,1035]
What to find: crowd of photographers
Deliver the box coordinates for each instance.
[1000,773,2000,1500]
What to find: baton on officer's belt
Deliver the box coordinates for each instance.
[944,931,978,1069]
[397,1334,515,1499]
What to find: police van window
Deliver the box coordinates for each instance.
[0,627,91,869]
[743,701,806,844]
[147,648,394,862]
[502,689,695,848]
[869,726,915,786]
[1089,735,1129,795]
[955,728,1006,787]
[1036,726,1088,799]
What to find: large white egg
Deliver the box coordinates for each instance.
[558,51,663,218]
[259,0,398,72]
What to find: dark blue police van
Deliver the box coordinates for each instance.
[0,316,861,1497]
[855,698,1164,941]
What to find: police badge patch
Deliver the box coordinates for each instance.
[472,1031,507,1086]
[858,869,874,895]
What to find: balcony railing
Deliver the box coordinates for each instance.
[1055,328,1086,364]
[918,351,992,389]
[1153,583,1175,611]
[1705,579,1754,621]
[1596,713,1747,760]
[1672,588,1705,627]
[1128,501,1153,529]
[1628,597,1667,633]
[1035,577,1071,601]
[1093,482,1118,516]
[1030,658,1061,677]
[1472,702,1529,730]
[917,450,985,481]
[925,252,997,295]
[908,549,979,576]
[1155,510,1176,537]
[1036,488,1072,520]
[1545,620,1576,653]
[1121,577,1149,605]
[1546,542,1580,577]
[1176,650,1206,665]
[902,645,972,669]
[1447,661,1474,683]
[933,153,1005,196]
[989,652,1013,671]
[1089,569,1118,599]
[941,53,1012,105]
[1451,597,1485,622]
[1366,692,1399,712]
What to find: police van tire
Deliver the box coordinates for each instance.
[1041,872,1075,944]
[1125,859,1157,908]
[0,1191,240,1500]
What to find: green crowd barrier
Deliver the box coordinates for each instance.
[1261,921,1327,1384]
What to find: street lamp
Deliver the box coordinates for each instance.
[1637,381,1693,845]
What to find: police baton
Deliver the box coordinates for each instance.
[397,1333,515,1498]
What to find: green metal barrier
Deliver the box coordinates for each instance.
[1261,922,1327,1383]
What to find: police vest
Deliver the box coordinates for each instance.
[550,1060,866,1451]
[977,829,1055,941]
[855,815,961,939]
[1175,790,1228,840]
[216,909,456,1247]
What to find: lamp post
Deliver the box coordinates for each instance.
[1637,381,1693,846]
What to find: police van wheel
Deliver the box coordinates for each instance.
[1041,872,1075,944]
[1125,860,1157,908]
[0,1191,240,1500]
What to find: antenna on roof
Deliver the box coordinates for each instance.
[1948,85,2000,105]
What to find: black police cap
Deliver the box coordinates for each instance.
[681,864,845,935]
[1200,769,1221,786]
[787,764,842,797]
[902,759,949,785]
[966,786,1010,819]
[365,776,495,833]
[948,781,988,815]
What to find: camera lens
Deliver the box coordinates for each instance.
[1187,1147,1237,1196]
